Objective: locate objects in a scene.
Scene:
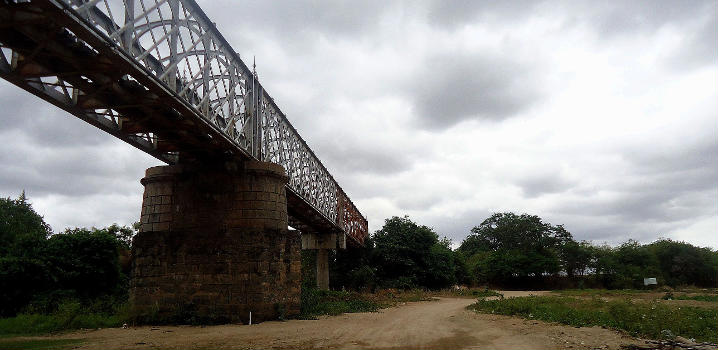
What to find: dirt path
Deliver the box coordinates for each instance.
[44,294,647,349]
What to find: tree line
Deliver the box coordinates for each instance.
[330,213,718,291]
[0,193,133,317]
[2,193,717,318]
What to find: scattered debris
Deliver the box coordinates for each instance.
[622,339,718,350]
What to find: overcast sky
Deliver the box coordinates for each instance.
[1,0,716,249]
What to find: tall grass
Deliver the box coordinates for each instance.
[0,300,126,336]
[471,296,718,343]
[0,338,85,350]
[300,288,379,319]
[668,294,718,302]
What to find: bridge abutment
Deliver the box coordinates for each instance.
[129,161,300,323]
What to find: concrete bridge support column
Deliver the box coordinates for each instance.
[302,233,343,290]
[129,161,300,324]
[316,249,330,290]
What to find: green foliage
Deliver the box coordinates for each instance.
[373,216,439,287]
[458,212,570,285]
[591,240,718,289]
[330,216,463,291]
[0,193,132,320]
[471,295,718,343]
[0,193,51,257]
[44,228,124,299]
[0,299,126,336]
[560,240,594,278]
[0,256,52,316]
[646,239,718,287]
[457,212,718,289]
[300,288,378,319]
[662,292,718,302]
[445,287,503,298]
[0,338,85,350]
[371,216,458,289]
[556,289,648,297]
[331,236,379,291]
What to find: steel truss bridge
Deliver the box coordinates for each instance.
[0,0,368,245]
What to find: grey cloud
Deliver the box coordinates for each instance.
[553,214,656,245]
[425,0,713,34]
[666,10,717,71]
[313,138,413,176]
[198,0,389,45]
[407,53,541,130]
[425,0,542,29]
[628,138,718,192]
[550,138,717,243]
[557,174,714,225]
[0,82,107,147]
[0,146,152,197]
[0,81,157,199]
[424,209,493,244]
[582,0,714,38]
[517,173,576,198]
[0,137,156,198]
[394,193,444,211]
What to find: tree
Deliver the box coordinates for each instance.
[103,223,136,250]
[0,192,133,316]
[423,237,457,289]
[372,216,456,289]
[560,240,595,278]
[0,193,53,316]
[44,228,123,299]
[0,192,51,257]
[332,236,377,291]
[460,212,571,285]
[646,239,718,287]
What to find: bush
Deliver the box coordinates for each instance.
[0,299,126,336]
[300,288,378,319]
[471,295,718,342]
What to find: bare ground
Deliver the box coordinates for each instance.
[26,293,650,350]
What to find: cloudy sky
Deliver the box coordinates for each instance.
[1,0,716,249]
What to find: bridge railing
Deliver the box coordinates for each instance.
[54,0,367,243]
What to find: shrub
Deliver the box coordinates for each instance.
[471,295,718,343]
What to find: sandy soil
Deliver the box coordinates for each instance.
[34,293,649,350]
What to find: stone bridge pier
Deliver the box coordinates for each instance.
[129,161,301,323]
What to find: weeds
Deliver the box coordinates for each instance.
[555,289,650,297]
[0,299,126,336]
[471,289,504,299]
[0,338,85,350]
[300,288,378,319]
[470,295,718,343]
[662,292,718,302]
[436,287,504,299]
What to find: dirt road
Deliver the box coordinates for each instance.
[49,294,647,349]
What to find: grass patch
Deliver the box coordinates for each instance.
[555,289,650,297]
[438,288,504,299]
[299,288,437,319]
[470,289,504,299]
[675,295,718,302]
[0,300,124,336]
[366,289,435,306]
[662,292,718,302]
[300,288,379,319]
[470,295,718,343]
[0,338,85,350]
